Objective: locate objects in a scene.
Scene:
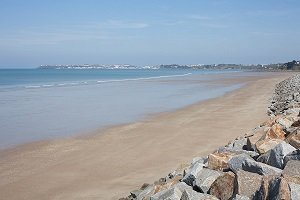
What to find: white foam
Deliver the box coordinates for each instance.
[96,73,192,83]
[42,84,54,87]
[23,73,193,89]
[25,85,41,88]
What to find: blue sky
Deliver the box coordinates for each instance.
[0,0,300,68]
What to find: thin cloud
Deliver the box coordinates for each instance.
[200,23,228,29]
[104,20,149,29]
[0,20,149,46]
[186,14,211,20]
[246,10,288,17]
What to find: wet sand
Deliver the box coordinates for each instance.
[0,72,292,200]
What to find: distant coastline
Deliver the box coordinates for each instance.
[38,59,300,71]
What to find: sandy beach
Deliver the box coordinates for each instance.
[0,72,293,200]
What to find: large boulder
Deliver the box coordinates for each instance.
[289,182,300,200]
[180,189,219,200]
[253,176,291,200]
[257,141,296,169]
[137,184,155,200]
[276,116,294,129]
[153,176,181,194]
[282,160,300,184]
[283,149,300,167]
[286,129,300,149]
[253,175,275,200]
[227,155,282,176]
[268,177,291,200]
[228,154,254,173]
[191,157,207,166]
[218,147,259,159]
[150,187,182,200]
[182,162,204,186]
[235,170,262,198]
[225,137,247,152]
[168,163,191,181]
[232,194,250,200]
[241,158,282,176]
[209,171,235,200]
[194,168,224,193]
[174,182,192,193]
[255,139,283,154]
[265,123,286,140]
[246,128,266,151]
[207,151,236,171]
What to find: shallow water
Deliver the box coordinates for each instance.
[0,69,243,149]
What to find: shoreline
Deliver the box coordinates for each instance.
[0,72,293,200]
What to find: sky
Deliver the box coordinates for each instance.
[0,0,300,68]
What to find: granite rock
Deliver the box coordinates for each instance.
[194,168,224,193]
[283,149,300,167]
[228,153,253,173]
[180,189,219,200]
[285,129,300,149]
[255,138,283,154]
[241,158,282,176]
[289,182,300,200]
[268,177,291,200]
[246,128,266,151]
[209,171,235,200]
[207,151,236,171]
[235,170,262,198]
[257,141,296,169]
[150,187,182,200]
[282,160,300,185]
[232,194,250,200]
[182,162,204,186]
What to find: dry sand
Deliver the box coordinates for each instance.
[0,72,292,200]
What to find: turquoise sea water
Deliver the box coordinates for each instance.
[0,69,243,149]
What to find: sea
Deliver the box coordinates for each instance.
[0,68,245,149]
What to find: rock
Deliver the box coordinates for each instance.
[228,154,253,173]
[218,147,259,158]
[180,189,219,200]
[229,137,247,151]
[257,141,296,169]
[253,176,291,200]
[265,123,286,140]
[130,189,142,198]
[235,170,262,198]
[169,164,190,179]
[209,171,235,200]
[194,168,224,193]
[232,194,250,200]
[246,128,266,151]
[253,175,275,200]
[191,157,207,165]
[255,138,283,154]
[174,182,191,193]
[182,162,204,186]
[207,151,236,171]
[154,176,181,194]
[285,129,300,149]
[289,182,300,200]
[150,187,182,200]
[137,184,155,200]
[283,149,300,167]
[277,117,294,129]
[282,160,300,184]
[268,177,291,200]
[241,158,282,176]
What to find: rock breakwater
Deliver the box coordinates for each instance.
[121,75,300,200]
